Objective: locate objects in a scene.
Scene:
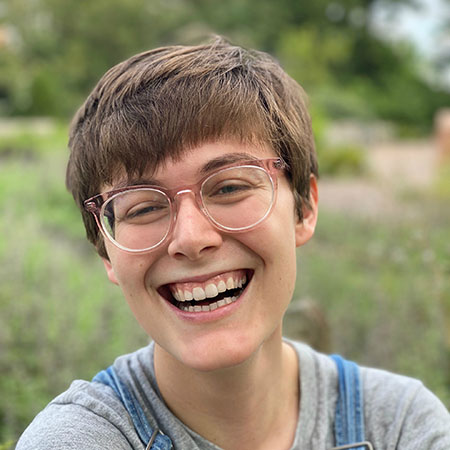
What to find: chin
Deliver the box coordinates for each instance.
[174,333,261,373]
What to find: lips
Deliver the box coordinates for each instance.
[159,269,252,313]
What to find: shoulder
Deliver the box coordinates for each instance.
[361,366,450,448]
[15,380,140,449]
[16,345,155,450]
[288,340,450,448]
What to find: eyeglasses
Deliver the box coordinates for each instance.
[84,157,287,253]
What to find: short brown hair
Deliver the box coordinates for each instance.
[66,37,318,258]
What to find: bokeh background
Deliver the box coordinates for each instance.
[1,0,449,446]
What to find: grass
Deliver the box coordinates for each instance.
[1,122,449,445]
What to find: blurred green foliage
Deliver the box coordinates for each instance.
[0,121,67,158]
[433,162,450,200]
[0,441,13,450]
[0,0,449,132]
[318,144,367,175]
[310,105,367,176]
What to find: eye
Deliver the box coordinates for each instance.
[124,202,169,222]
[213,181,252,196]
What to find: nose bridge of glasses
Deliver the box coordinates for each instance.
[172,187,205,218]
[174,188,195,199]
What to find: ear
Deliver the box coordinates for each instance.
[102,257,119,285]
[295,175,318,248]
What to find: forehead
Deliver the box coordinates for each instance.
[111,140,278,189]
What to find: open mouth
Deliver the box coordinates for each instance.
[159,270,253,313]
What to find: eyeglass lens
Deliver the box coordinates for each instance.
[100,165,274,251]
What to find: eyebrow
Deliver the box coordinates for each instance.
[199,152,258,175]
[112,152,259,190]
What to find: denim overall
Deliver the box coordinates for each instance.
[93,354,373,450]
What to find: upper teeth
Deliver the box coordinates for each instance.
[171,275,247,302]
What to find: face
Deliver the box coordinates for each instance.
[102,140,318,372]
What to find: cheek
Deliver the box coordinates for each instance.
[259,198,299,294]
[105,247,151,292]
[241,211,298,280]
[106,253,157,327]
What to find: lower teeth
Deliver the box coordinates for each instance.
[180,296,238,312]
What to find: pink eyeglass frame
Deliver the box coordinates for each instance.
[84,157,287,253]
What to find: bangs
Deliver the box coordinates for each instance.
[97,70,274,187]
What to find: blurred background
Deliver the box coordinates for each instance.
[0,0,449,446]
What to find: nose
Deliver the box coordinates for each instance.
[167,191,223,260]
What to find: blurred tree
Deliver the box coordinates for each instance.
[0,0,193,115]
[0,0,448,131]
[275,0,450,131]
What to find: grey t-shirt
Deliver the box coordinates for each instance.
[16,341,450,449]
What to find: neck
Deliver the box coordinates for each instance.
[154,331,299,450]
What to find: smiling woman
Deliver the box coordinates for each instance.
[15,37,450,450]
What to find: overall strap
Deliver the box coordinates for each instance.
[330,355,373,450]
[93,366,173,450]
